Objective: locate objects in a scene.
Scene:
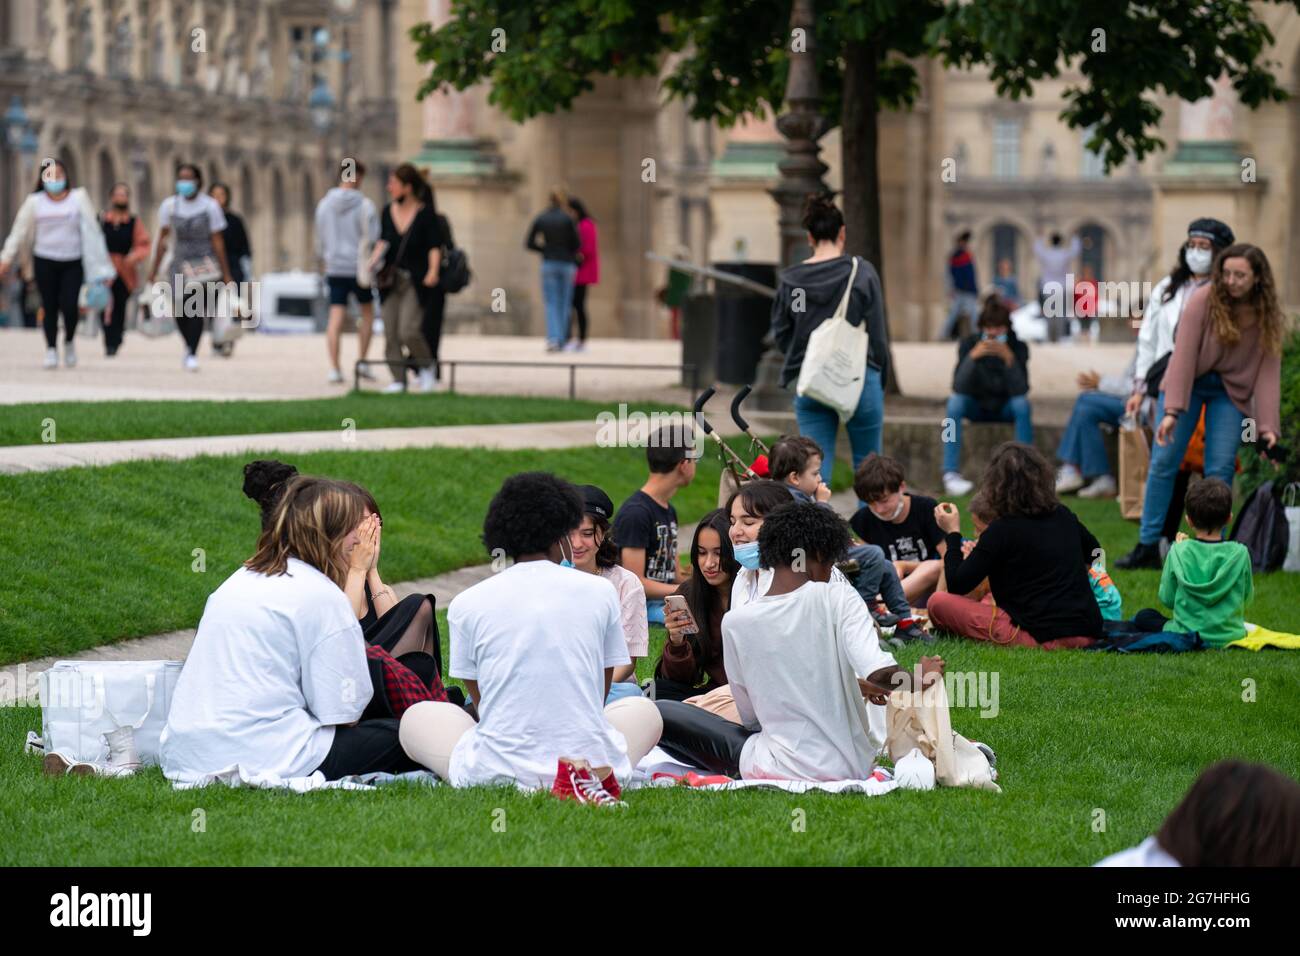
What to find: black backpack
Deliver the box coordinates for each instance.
[440,245,471,294]
[1230,480,1289,571]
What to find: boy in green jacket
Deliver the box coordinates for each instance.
[1159,478,1254,647]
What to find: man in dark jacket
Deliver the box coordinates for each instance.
[940,230,979,340]
[941,296,1032,494]
[525,187,581,351]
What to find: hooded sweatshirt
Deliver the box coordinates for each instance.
[314,187,379,278]
[770,255,890,390]
[1158,538,1253,647]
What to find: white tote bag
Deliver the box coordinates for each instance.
[39,660,184,766]
[1283,483,1300,573]
[795,256,868,422]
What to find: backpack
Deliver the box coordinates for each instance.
[1230,480,1289,572]
[439,245,471,294]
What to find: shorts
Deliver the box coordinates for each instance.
[327,275,374,307]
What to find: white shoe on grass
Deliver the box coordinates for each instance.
[1078,474,1117,499]
[1055,464,1084,494]
[893,747,936,791]
[43,348,58,369]
[942,471,973,496]
[416,367,437,392]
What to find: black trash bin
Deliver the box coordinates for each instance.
[713,262,777,385]
[679,292,715,390]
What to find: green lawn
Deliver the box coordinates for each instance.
[0,393,672,446]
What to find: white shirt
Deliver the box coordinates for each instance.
[1132,275,1205,385]
[447,560,632,788]
[1033,236,1081,289]
[32,192,82,261]
[725,580,897,781]
[158,193,227,232]
[599,564,649,658]
[160,558,370,782]
[1095,836,1181,868]
[732,564,852,609]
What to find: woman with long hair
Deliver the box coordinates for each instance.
[161,476,429,782]
[770,192,891,485]
[0,158,114,369]
[208,181,252,356]
[98,182,150,357]
[376,163,448,393]
[1117,243,1285,569]
[566,195,598,351]
[928,441,1104,648]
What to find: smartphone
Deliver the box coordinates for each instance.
[663,594,699,635]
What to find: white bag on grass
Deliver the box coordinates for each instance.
[795,255,867,423]
[1284,483,1300,573]
[39,660,183,766]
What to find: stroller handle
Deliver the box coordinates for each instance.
[692,386,716,435]
[730,385,753,432]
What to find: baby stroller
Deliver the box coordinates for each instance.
[694,385,770,508]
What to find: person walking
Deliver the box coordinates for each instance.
[316,161,380,384]
[147,163,233,371]
[209,182,251,357]
[99,182,150,357]
[567,196,598,352]
[1033,231,1080,342]
[526,186,581,351]
[375,164,446,393]
[769,192,891,486]
[1116,243,1284,570]
[0,159,114,369]
[940,230,979,340]
[419,185,454,385]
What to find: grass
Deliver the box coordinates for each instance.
[0,393,677,446]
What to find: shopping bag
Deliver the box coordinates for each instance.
[39,660,183,766]
[1117,419,1150,521]
[795,256,867,422]
[1281,483,1300,573]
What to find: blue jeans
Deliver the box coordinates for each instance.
[943,393,1034,473]
[941,291,979,339]
[847,542,910,617]
[1139,373,1244,545]
[646,598,665,625]
[541,260,577,346]
[605,681,643,704]
[1057,391,1125,478]
[793,367,885,485]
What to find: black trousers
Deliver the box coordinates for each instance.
[33,255,83,347]
[1160,470,1192,541]
[421,287,446,379]
[655,700,753,778]
[177,313,203,354]
[313,719,422,780]
[569,283,589,342]
[102,276,128,353]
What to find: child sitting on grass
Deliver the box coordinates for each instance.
[1147,477,1252,647]
[851,454,948,606]
[769,435,927,643]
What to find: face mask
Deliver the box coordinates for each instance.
[176,180,198,198]
[983,331,1008,343]
[874,497,906,522]
[112,201,129,211]
[557,537,575,569]
[1185,247,1213,275]
[42,179,66,195]
[733,540,761,571]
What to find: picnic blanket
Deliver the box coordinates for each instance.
[169,766,439,793]
[629,746,899,795]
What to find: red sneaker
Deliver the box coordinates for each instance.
[551,758,626,807]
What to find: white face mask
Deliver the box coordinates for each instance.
[1185,247,1213,276]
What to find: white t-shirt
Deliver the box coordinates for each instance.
[448,560,633,788]
[160,558,370,782]
[1094,836,1180,868]
[32,192,82,261]
[724,580,897,781]
[158,193,227,232]
[732,564,852,609]
[599,563,649,658]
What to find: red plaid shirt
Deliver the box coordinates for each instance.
[366,644,447,716]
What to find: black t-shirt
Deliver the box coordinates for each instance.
[612,490,678,583]
[850,494,944,562]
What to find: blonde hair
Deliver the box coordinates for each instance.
[1207,243,1285,355]
[245,476,366,589]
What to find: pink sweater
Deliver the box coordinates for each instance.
[575,218,599,286]
[1162,283,1282,436]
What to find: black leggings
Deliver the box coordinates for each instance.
[655,700,753,778]
[177,313,203,355]
[570,283,589,342]
[313,718,422,780]
[421,288,446,379]
[102,276,128,353]
[33,255,83,347]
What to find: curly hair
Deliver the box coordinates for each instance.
[1207,243,1285,355]
[243,459,300,530]
[482,472,584,559]
[757,501,851,571]
[979,441,1059,520]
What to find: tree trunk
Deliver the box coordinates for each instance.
[841,38,902,395]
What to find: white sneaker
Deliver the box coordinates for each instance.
[942,471,974,495]
[1077,474,1118,499]
[43,348,58,369]
[416,367,436,392]
[356,362,377,381]
[562,340,580,352]
[1055,464,1084,494]
[183,354,199,372]
[327,368,345,384]
[382,380,407,394]
[62,341,77,367]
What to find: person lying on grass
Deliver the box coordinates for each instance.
[399,471,663,801]
[654,501,954,782]
[927,441,1104,649]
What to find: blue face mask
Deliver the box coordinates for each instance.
[42,179,66,195]
[983,331,1008,343]
[733,540,761,571]
[558,537,575,569]
[176,180,198,198]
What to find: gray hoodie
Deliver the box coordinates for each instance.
[314,187,379,278]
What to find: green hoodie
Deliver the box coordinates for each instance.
[1159,538,1254,648]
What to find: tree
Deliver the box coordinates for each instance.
[414,0,1294,356]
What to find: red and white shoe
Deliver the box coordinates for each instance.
[551,757,626,807]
